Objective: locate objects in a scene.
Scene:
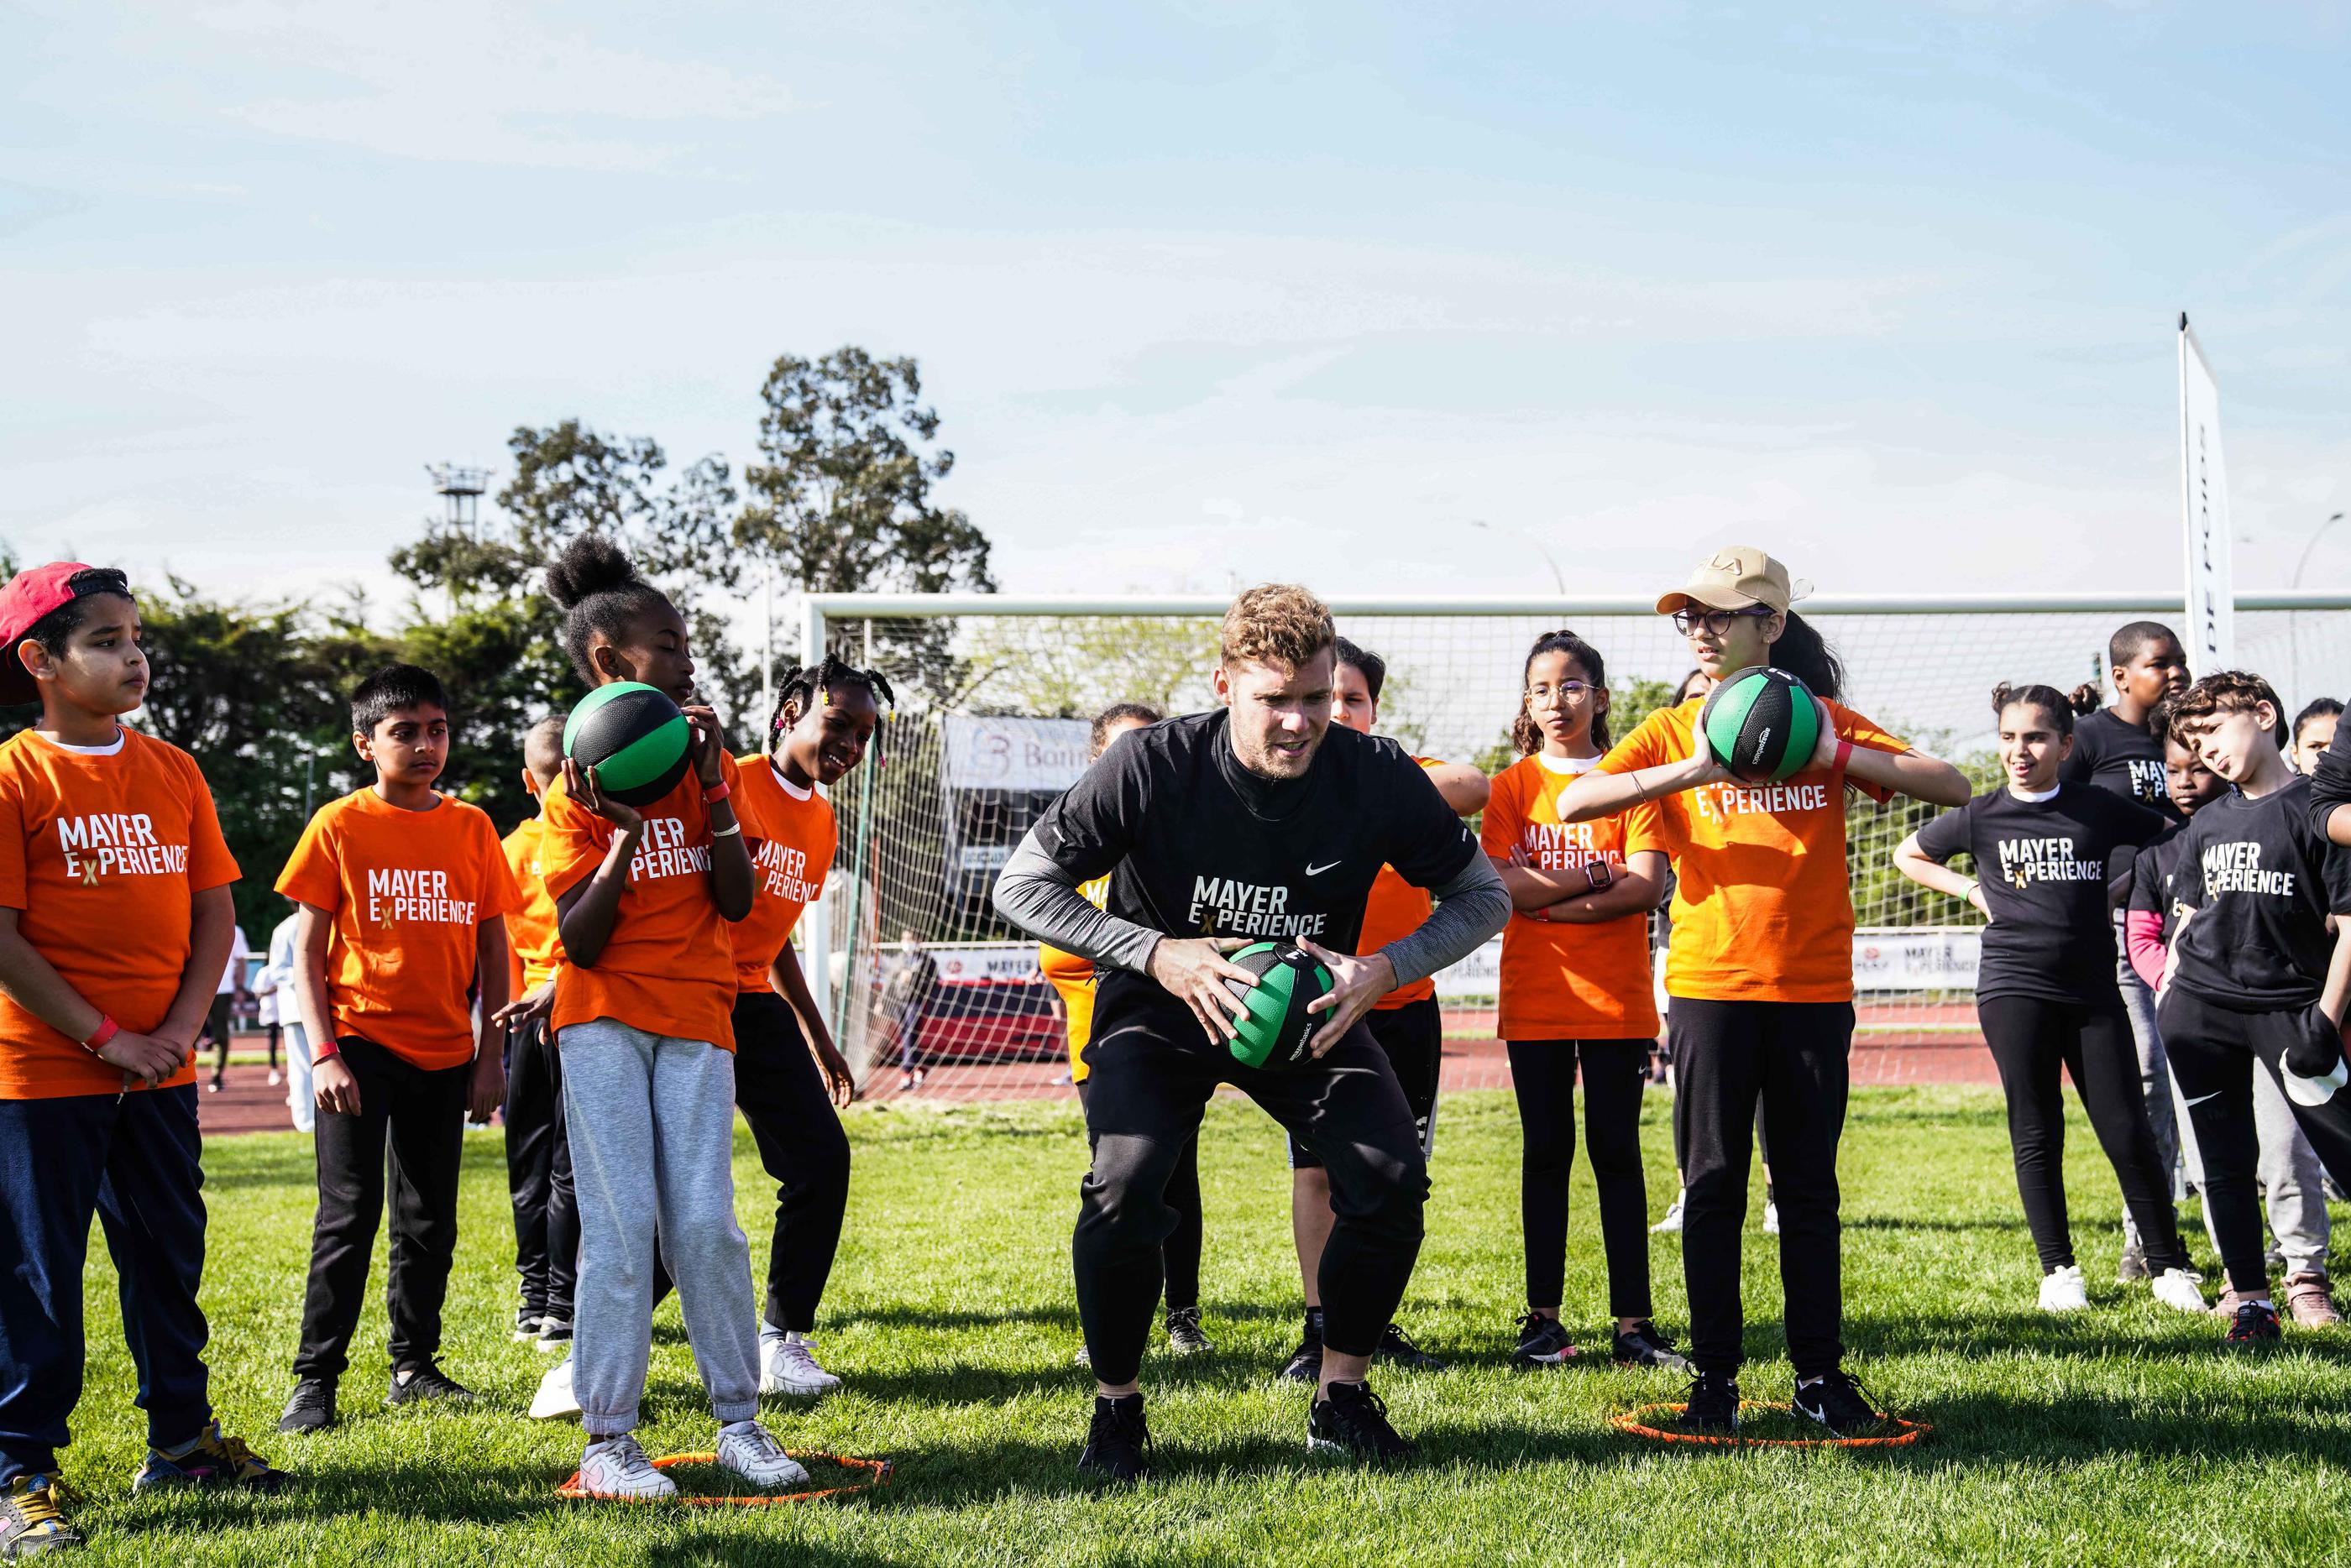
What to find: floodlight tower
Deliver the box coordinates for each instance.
[426,463,493,535]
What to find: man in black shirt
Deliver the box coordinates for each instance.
[2160,673,2351,1346]
[2061,619,2190,1280]
[993,585,1509,1478]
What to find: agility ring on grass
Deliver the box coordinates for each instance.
[558,1450,893,1505]
[1611,1403,1931,1449]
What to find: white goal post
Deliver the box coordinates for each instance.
[793,588,2351,1097]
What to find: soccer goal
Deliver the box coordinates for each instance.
[793,590,2351,1103]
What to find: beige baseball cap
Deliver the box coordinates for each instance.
[1655,545,1807,615]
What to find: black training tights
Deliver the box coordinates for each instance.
[1507,1040,1652,1319]
[1978,996,2187,1276]
[1076,1079,1201,1315]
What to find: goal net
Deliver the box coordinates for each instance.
[796,593,2351,1105]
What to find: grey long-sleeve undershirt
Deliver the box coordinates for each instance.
[991,827,1512,985]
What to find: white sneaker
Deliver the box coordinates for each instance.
[266,1069,282,1087]
[1651,1193,1686,1234]
[715,1419,809,1490]
[577,1432,673,1499]
[2151,1267,2208,1315]
[2039,1264,2090,1312]
[761,1333,843,1398]
[529,1357,582,1421]
[1762,1200,1781,1235]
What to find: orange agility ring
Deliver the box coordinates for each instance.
[1611,1402,1931,1450]
[558,1450,893,1506]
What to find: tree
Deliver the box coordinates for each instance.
[736,348,996,699]
[958,614,1219,719]
[391,421,752,828]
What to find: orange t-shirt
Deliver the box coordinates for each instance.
[1596,697,1905,1003]
[1354,755,1452,1010]
[276,788,522,1069]
[0,727,239,1100]
[1039,875,1110,1081]
[1481,753,1665,1040]
[539,750,758,1053]
[730,756,837,994]
[501,817,565,997]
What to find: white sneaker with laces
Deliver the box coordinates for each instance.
[529,1357,581,1421]
[2039,1263,2090,1312]
[1762,1200,1782,1235]
[761,1333,843,1397]
[2151,1267,2208,1315]
[1651,1193,1686,1234]
[577,1433,674,1499]
[716,1420,809,1490]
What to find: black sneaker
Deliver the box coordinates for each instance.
[1078,1393,1152,1482]
[535,1317,573,1351]
[1278,1310,1324,1384]
[2116,1242,2149,1283]
[2225,1299,2283,1348]
[1372,1322,1448,1372]
[1164,1306,1214,1355]
[1679,1371,1741,1434]
[1611,1320,1693,1373]
[385,1363,474,1408]
[1509,1312,1584,1368]
[512,1310,543,1344]
[1306,1379,1413,1461]
[0,1473,81,1559]
[1793,1368,1890,1436]
[278,1378,337,1435]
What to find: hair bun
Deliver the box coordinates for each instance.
[546,533,643,609]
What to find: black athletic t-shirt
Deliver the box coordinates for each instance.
[1029,710,1480,1022]
[2126,822,2196,948]
[2059,708,2181,823]
[1915,783,2170,1004]
[2170,776,2351,1010]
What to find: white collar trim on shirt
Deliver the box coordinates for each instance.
[1537,751,1602,775]
[40,728,126,757]
[768,757,813,800]
[2007,782,2062,803]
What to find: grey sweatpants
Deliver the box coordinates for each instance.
[558,1017,761,1437]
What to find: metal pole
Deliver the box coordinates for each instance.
[799,596,831,1033]
[760,562,774,729]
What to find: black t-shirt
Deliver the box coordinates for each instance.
[2059,708,2182,823]
[1915,783,2170,1004]
[1029,710,1480,1024]
[2126,822,2196,948]
[2170,776,2351,1010]
[2309,713,2351,841]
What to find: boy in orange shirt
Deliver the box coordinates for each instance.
[275,665,521,1435]
[496,716,576,1352]
[0,563,285,1560]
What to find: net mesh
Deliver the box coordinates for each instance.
[811,603,2351,1104]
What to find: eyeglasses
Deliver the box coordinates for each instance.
[1671,607,1774,638]
[1525,681,1594,706]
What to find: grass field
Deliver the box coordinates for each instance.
[52,1084,2351,1565]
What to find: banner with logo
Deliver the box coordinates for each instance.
[2179,313,2237,670]
[942,715,1092,792]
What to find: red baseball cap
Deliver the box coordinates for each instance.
[0,563,131,706]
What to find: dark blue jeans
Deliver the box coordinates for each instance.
[0,1086,212,1482]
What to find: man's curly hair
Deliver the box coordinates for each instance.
[2165,670,2288,752]
[1219,583,1334,672]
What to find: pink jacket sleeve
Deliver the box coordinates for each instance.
[2124,909,2167,991]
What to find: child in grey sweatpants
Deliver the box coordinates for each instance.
[533,533,810,1500]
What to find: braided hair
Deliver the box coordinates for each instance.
[771,653,897,766]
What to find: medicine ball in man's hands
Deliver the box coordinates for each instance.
[1221,942,1334,1072]
[563,682,693,807]
[1700,665,1824,783]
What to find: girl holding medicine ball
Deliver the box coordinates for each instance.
[1556,545,1970,1437]
[535,536,804,1501]
[1892,683,2205,1316]
[1484,630,1684,1373]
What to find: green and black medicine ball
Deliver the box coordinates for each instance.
[563,682,693,807]
[1699,665,1823,783]
[1221,942,1334,1072]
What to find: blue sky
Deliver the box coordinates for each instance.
[4,1,2347,614]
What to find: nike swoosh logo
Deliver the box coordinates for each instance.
[1304,860,1341,876]
[2183,1091,2222,1108]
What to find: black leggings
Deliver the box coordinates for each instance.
[1507,1040,1651,1319]
[1671,998,1851,1380]
[1076,1079,1201,1315]
[1978,996,2186,1275]
[2160,986,2351,1293]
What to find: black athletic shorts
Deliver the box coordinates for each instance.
[1290,995,1443,1169]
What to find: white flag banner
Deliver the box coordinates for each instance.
[2179,313,2237,670]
